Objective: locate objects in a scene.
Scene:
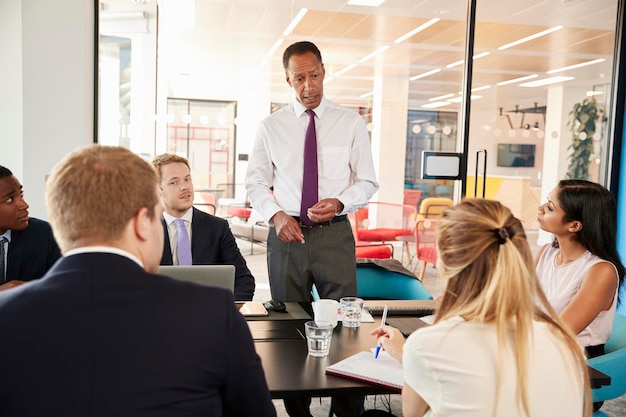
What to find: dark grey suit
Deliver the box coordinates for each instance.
[0,252,276,417]
[6,217,61,281]
[160,208,255,301]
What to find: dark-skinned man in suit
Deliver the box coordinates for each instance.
[0,165,60,290]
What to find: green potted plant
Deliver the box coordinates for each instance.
[566,97,599,179]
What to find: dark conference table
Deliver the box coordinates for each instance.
[246,302,611,399]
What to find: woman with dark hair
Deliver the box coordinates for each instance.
[536,179,625,358]
[371,199,590,417]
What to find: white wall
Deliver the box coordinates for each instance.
[0,0,24,180]
[10,0,94,219]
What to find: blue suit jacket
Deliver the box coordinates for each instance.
[160,208,255,301]
[7,217,61,281]
[0,252,275,417]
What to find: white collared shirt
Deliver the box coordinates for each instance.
[163,208,193,265]
[245,96,379,222]
[64,246,144,268]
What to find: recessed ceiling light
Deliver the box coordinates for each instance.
[445,52,489,69]
[358,46,390,63]
[519,76,574,87]
[496,74,539,86]
[547,58,606,74]
[347,0,385,6]
[471,85,491,92]
[447,95,482,103]
[498,25,563,50]
[422,101,450,109]
[334,63,357,77]
[393,18,440,43]
[429,93,455,101]
[446,60,464,69]
[409,68,441,81]
[282,8,307,36]
[473,52,490,59]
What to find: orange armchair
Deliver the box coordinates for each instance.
[416,197,453,220]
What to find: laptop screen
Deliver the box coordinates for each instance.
[158,265,235,293]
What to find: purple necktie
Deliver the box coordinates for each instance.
[300,109,318,227]
[174,219,192,265]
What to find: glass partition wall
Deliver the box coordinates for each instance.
[98,0,620,227]
[468,0,617,232]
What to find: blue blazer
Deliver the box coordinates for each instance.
[160,208,256,301]
[0,252,275,417]
[7,217,61,281]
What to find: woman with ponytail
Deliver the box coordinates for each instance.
[371,199,590,417]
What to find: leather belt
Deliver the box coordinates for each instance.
[293,215,347,229]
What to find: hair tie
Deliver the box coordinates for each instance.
[493,225,516,244]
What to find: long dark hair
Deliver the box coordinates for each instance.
[553,179,625,298]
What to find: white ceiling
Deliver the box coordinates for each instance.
[103,0,618,113]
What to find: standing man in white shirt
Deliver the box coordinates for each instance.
[246,40,378,303]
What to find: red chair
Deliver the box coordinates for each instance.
[403,189,423,211]
[414,219,438,281]
[349,210,393,259]
[225,206,252,221]
[355,202,416,254]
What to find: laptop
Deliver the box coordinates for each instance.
[158,265,235,293]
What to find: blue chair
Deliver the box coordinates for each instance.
[311,262,433,301]
[588,313,626,414]
[356,263,433,300]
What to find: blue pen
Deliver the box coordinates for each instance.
[374,304,388,359]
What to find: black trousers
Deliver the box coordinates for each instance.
[267,220,357,302]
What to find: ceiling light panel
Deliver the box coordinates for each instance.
[547,58,606,74]
[519,76,574,87]
[498,25,563,50]
[347,0,386,6]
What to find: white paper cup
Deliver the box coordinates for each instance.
[313,299,341,328]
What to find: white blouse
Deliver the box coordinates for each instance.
[403,317,584,417]
[536,244,618,347]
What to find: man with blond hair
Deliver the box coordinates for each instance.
[0,146,275,417]
[153,153,255,300]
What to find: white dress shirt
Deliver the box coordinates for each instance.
[245,96,379,222]
[64,246,145,268]
[163,209,193,265]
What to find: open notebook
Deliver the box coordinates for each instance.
[158,265,235,293]
[326,350,403,392]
